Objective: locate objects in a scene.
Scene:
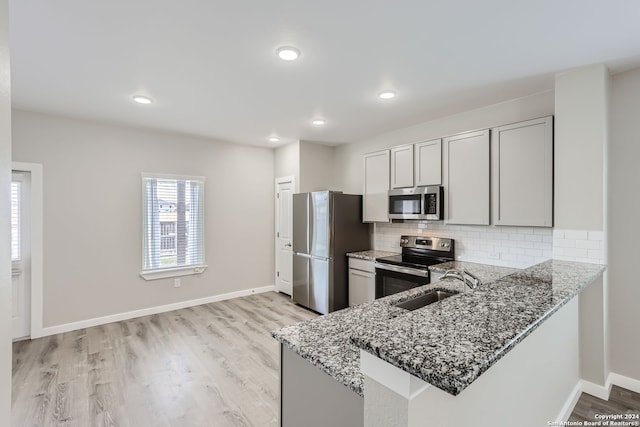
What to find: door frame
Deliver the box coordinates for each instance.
[12,162,43,339]
[275,175,296,294]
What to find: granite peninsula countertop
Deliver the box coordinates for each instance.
[272,260,605,397]
[346,250,399,261]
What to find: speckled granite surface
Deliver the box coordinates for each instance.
[272,261,519,396]
[429,261,519,283]
[273,260,605,397]
[352,260,604,395]
[346,250,398,261]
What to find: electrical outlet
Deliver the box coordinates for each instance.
[174,278,181,288]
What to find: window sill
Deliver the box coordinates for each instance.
[139,265,208,281]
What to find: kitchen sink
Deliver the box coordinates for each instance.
[394,290,458,311]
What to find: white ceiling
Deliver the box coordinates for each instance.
[8,1,640,147]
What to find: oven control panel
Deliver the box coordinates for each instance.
[400,235,453,252]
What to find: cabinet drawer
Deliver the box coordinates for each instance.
[348,258,376,273]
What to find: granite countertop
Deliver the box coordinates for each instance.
[272,260,605,397]
[346,250,398,261]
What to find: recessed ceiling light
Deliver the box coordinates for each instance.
[276,46,300,61]
[378,90,396,100]
[132,95,153,104]
[268,136,280,143]
[312,119,326,126]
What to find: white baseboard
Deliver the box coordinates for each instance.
[557,372,640,422]
[608,372,640,395]
[35,285,276,338]
[555,382,583,423]
[579,378,612,400]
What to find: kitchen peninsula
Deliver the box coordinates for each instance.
[272,260,605,427]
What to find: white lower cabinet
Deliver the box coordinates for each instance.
[348,258,375,306]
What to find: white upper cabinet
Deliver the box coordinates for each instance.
[390,145,414,188]
[492,116,553,227]
[363,149,390,222]
[414,139,442,186]
[443,129,490,225]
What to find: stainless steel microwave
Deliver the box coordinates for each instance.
[388,186,443,220]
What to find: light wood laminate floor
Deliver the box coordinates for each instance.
[14,291,640,427]
[12,292,317,427]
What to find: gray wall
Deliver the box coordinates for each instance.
[274,140,336,193]
[12,110,275,327]
[274,141,299,191]
[0,0,11,420]
[333,90,555,194]
[298,141,335,192]
[609,67,640,381]
[554,64,609,231]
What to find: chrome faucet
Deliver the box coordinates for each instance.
[441,269,482,290]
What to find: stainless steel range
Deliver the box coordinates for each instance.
[374,235,455,298]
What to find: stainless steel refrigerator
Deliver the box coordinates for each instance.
[292,191,370,314]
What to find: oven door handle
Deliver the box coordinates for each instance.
[374,262,430,278]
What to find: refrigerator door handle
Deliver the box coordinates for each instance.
[295,253,312,258]
[308,193,313,256]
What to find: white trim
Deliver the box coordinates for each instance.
[37,285,276,338]
[139,264,208,280]
[554,382,583,424]
[12,162,44,340]
[141,172,206,182]
[556,372,640,423]
[579,378,612,400]
[608,372,640,394]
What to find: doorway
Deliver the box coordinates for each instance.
[11,162,43,340]
[275,176,295,295]
[11,171,30,339]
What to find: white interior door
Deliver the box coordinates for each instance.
[276,177,295,295]
[11,171,31,339]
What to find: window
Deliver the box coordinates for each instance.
[141,174,206,280]
[11,180,21,262]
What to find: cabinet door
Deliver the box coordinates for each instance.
[348,268,375,306]
[443,129,490,225]
[390,145,414,188]
[492,116,553,227]
[363,150,390,222]
[414,139,442,186]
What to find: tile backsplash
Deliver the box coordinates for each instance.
[374,222,553,269]
[552,229,605,265]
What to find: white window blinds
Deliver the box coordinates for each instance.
[10,181,21,262]
[142,175,205,272]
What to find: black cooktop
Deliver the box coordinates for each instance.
[375,236,455,270]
